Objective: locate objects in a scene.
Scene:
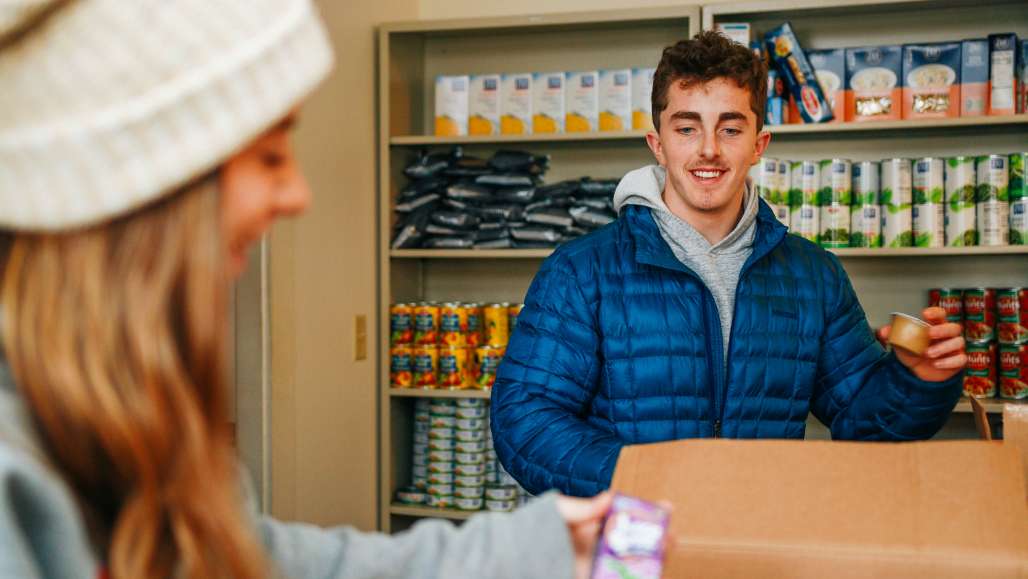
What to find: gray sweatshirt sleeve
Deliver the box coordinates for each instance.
[260,493,575,579]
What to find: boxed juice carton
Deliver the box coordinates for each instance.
[532,72,565,133]
[500,73,532,135]
[902,42,961,119]
[961,39,989,117]
[434,75,468,136]
[764,23,834,123]
[988,33,1020,116]
[468,74,500,135]
[631,68,655,130]
[599,69,632,131]
[845,45,903,122]
[808,48,845,123]
[566,71,599,132]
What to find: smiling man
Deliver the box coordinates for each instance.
[490,31,968,497]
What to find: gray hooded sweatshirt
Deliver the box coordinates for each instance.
[613,165,759,362]
[0,342,574,579]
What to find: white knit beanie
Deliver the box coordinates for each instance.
[0,0,334,231]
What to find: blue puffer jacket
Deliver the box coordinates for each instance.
[491,202,963,497]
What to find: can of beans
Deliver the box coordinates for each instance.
[964,342,998,398]
[944,156,977,247]
[912,158,945,248]
[414,302,441,345]
[390,344,413,388]
[998,288,1028,344]
[999,344,1028,399]
[818,159,852,248]
[483,303,511,347]
[439,346,472,389]
[475,345,504,389]
[1010,152,1027,245]
[880,158,914,247]
[464,303,483,347]
[789,161,819,243]
[849,161,880,248]
[390,303,415,344]
[413,345,438,388]
[928,288,963,327]
[963,288,997,344]
[976,155,1010,247]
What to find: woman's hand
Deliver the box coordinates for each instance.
[555,492,613,579]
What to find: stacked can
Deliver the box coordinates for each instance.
[413,303,441,388]
[426,400,457,508]
[775,160,792,227]
[944,157,978,247]
[912,158,945,248]
[453,399,488,511]
[789,161,819,243]
[390,304,415,388]
[928,288,964,330]
[998,288,1028,399]
[818,159,851,248]
[1010,152,1027,245]
[411,398,431,491]
[963,288,998,398]
[880,158,913,247]
[753,158,778,215]
[509,303,524,332]
[976,155,1010,247]
[849,161,881,248]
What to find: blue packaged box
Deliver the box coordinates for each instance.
[808,48,845,123]
[845,45,903,122]
[765,23,834,123]
[902,42,961,119]
[961,39,989,117]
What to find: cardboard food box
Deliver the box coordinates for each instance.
[610,433,1028,577]
[468,74,500,135]
[434,75,469,136]
[961,38,989,117]
[765,23,834,123]
[599,69,632,131]
[845,45,903,122]
[808,48,845,123]
[902,42,961,119]
[988,33,1020,116]
[1020,40,1028,113]
[532,72,565,133]
[566,71,599,132]
[500,73,532,135]
[631,68,655,131]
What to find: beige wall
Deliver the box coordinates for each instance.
[268,0,417,530]
[417,0,687,19]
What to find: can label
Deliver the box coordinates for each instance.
[464,304,483,347]
[455,429,485,442]
[455,462,487,477]
[430,415,456,428]
[849,161,880,247]
[789,161,819,242]
[456,398,485,408]
[455,452,486,465]
[912,203,945,248]
[440,303,469,347]
[475,346,504,389]
[426,483,453,497]
[426,495,453,509]
[964,288,997,343]
[456,440,488,453]
[913,158,945,247]
[999,344,1028,399]
[413,454,428,467]
[454,497,484,511]
[455,406,488,419]
[427,471,454,485]
[439,346,472,389]
[485,485,520,501]
[881,159,913,247]
[390,345,413,388]
[390,303,414,344]
[428,461,454,474]
[998,288,1028,344]
[817,160,851,248]
[428,449,454,462]
[964,342,997,398]
[483,304,510,347]
[945,157,977,246]
[412,465,428,478]
[428,428,455,442]
[1011,153,1027,245]
[485,499,517,513]
[976,155,1010,246]
[455,485,485,499]
[928,288,963,325]
[428,440,454,453]
[508,303,524,332]
[456,418,486,431]
[454,474,486,487]
[414,303,440,345]
[413,346,438,388]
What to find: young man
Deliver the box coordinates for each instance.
[490,32,966,497]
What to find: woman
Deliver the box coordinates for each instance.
[0,1,611,578]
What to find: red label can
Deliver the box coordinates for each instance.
[964,342,997,398]
[997,288,1028,345]
[999,344,1028,399]
[962,288,996,344]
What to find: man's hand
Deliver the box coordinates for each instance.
[556,492,613,579]
[876,306,967,382]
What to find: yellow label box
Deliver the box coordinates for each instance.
[565,71,598,132]
[500,73,532,135]
[599,69,632,131]
[434,75,468,136]
[632,68,655,130]
[469,74,500,135]
[532,72,565,133]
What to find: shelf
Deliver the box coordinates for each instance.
[389,115,1028,146]
[389,504,475,520]
[391,249,553,259]
[953,397,1027,415]
[389,388,492,399]
[391,246,1028,260]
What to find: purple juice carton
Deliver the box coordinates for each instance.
[590,494,671,579]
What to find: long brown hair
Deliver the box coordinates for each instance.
[0,179,266,579]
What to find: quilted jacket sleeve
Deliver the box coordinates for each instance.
[491,253,622,497]
[810,253,963,440]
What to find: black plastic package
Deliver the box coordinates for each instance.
[443,198,469,212]
[510,227,563,243]
[424,237,475,249]
[495,186,537,204]
[479,221,505,231]
[564,226,590,238]
[446,183,493,202]
[391,207,432,249]
[403,153,451,179]
[572,196,613,211]
[426,224,461,236]
[526,208,574,229]
[578,178,619,197]
[524,199,553,213]
[569,206,617,228]
[475,174,536,188]
[477,204,524,222]
[395,193,440,213]
[431,211,480,230]
[474,227,510,242]
[399,177,447,199]
[488,150,550,174]
[537,180,580,199]
[474,238,515,249]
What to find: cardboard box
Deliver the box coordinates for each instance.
[631,68,655,131]
[532,72,565,133]
[434,75,468,136]
[1020,40,1028,113]
[716,23,750,46]
[767,69,789,126]
[902,42,961,119]
[765,23,834,123]
[1005,404,1028,500]
[961,39,989,117]
[566,71,599,132]
[599,69,632,131]
[610,438,1028,577]
[808,48,845,123]
[468,74,500,135]
[845,46,903,122]
[500,73,532,135]
[988,33,1020,116]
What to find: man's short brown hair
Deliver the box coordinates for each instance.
[651,31,769,132]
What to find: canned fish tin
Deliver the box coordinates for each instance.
[439,302,468,347]
[455,462,487,477]
[998,288,1028,344]
[428,460,454,474]
[475,345,504,389]
[430,415,456,428]
[414,303,441,345]
[455,406,488,419]
[427,471,454,485]
[428,437,454,452]
[789,161,819,243]
[945,157,978,247]
[976,155,1010,246]
[428,449,454,462]
[390,303,415,344]
[429,402,457,416]
[456,398,486,408]
[413,345,438,388]
[928,288,963,325]
[454,474,486,487]
[456,418,486,431]
[426,495,453,509]
[483,303,511,347]
[454,497,484,511]
[455,440,488,453]
[413,441,429,455]
[508,304,524,332]
[439,346,472,389]
[428,427,455,441]
[455,429,485,443]
[485,499,517,513]
[1010,153,1028,245]
[390,344,413,388]
[485,485,519,501]
[464,303,483,348]
[999,344,1028,399]
[964,342,998,398]
[413,419,430,433]
[455,451,486,465]
[396,488,427,505]
[455,485,485,499]
[427,483,454,497]
[849,161,880,248]
[413,432,429,445]
[913,158,945,248]
[881,158,913,247]
[964,288,997,344]
[818,159,852,248]
[412,453,428,467]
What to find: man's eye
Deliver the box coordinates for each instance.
[677,127,695,135]
[262,152,286,168]
[723,128,742,136]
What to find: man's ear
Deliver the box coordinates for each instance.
[752,129,772,164]
[645,130,666,167]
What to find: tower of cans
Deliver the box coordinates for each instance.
[390,302,523,390]
[930,287,1028,400]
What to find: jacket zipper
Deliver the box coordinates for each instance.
[705,291,725,438]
